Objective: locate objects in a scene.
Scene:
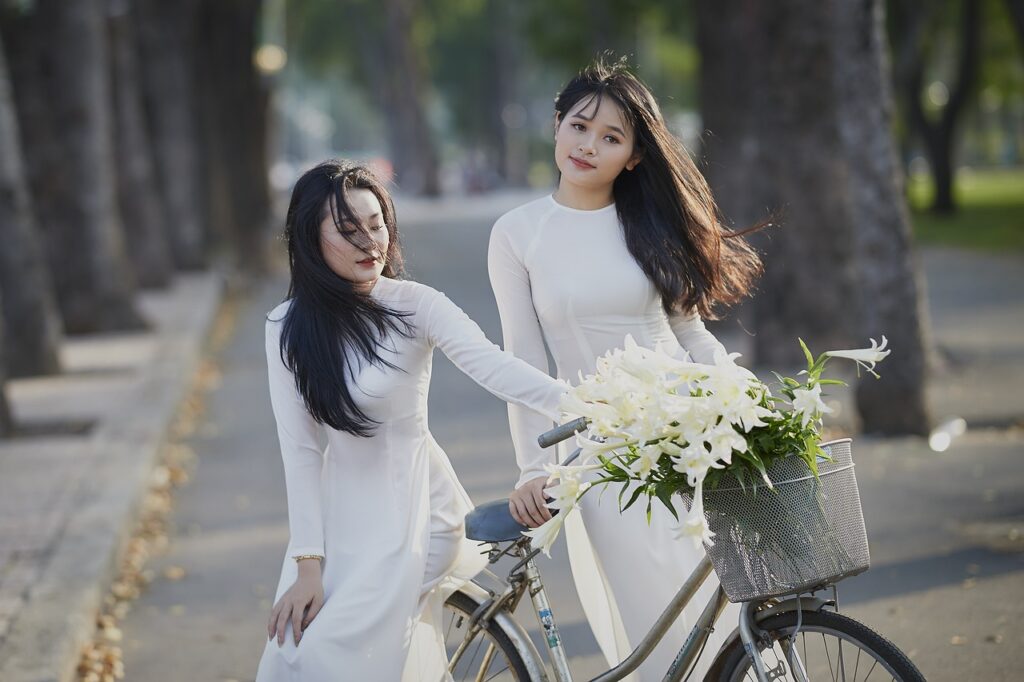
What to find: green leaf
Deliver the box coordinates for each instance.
[655,484,680,521]
[798,338,814,369]
[620,483,647,513]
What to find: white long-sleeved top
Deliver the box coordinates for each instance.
[256,277,566,682]
[488,195,726,486]
[488,195,734,681]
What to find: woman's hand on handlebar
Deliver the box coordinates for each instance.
[509,477,553,528]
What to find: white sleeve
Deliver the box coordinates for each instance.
[265,319,326,557]
[422,288,566,424]
[668,307,728,365]
[487,222,559,487]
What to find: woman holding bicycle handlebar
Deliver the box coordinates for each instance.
[255,161,567,681]
[488,58,764,680]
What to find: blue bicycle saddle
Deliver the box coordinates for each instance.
[465,499,529,542]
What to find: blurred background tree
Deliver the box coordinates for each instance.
[0,29,63,379]
[0,0,1020,437]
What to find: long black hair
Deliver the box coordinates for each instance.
[555,58,762,319]
[274,160,412,436]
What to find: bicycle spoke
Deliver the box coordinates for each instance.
[822,632,836,681]
[839,634,846,682]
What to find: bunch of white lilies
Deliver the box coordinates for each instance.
[525,335,890,555]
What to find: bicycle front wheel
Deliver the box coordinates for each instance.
[443,590,532,681]
[708,610,925,682]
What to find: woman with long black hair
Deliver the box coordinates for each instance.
[256,161,566,681]
[488,59,763,679]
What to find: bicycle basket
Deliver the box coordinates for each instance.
[688,438,870,603]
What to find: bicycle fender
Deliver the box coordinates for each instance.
[712,596,835,658]
[458,581,551,682]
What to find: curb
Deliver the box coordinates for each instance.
[0,273,224,682]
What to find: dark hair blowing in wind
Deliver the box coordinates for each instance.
[556,58,762,318]
[275,160,412,436]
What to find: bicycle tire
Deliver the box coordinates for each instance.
[443,590,533,681]
[706,609,925,682]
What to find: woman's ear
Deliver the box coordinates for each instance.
[553,113,561,141]
[626,151,643,171]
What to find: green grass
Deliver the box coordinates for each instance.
[907,167,1024,251]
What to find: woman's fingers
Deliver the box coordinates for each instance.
[291,601,305,645]
[267,602,280,639]
[532,485,553,522]
[276,602,293,646]
[509,498,525,526]
[522,493,547,527]
[303,593,323,628]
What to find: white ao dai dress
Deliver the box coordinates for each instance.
[256,277,565,681]
[488,196,739,681]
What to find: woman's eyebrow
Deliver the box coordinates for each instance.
[570,114,625,137]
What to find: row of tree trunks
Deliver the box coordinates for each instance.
[0,0,273,437]
[2,0,145,335]
[698,0,931,434]
[0,31,62,377]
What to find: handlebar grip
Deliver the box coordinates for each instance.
[537,417,588,449]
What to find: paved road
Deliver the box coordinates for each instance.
[120,192,1023,680]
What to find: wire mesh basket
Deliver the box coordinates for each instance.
[688,438,870,603]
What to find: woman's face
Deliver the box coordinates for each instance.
[554,95,641,191]
[319,187,390,290]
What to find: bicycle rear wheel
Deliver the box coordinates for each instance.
[707,610,925,682]
[443,590,532,681]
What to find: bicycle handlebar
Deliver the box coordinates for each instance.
[537,417,588,448]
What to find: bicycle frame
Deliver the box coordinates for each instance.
[455,539,789,682]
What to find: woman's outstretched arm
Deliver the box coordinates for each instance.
[486,222,560,488]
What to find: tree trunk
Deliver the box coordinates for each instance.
[0,294,13,437]
[488,0,529,187]
[381,0,440,196]
[3,0,145,334]
[135,0,207,268]
[835,0,932,435]
[108,0,174,288]
[0,30,62,377]
[195,0,271,274]
[906,0,982,214]
[698,0,860,366]
[1004,0,1024,58]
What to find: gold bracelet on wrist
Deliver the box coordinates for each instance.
[292,554,324,563]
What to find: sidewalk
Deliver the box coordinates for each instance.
[0,274,223,682]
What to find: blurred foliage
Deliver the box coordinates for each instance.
[889,0,1023,148]
[908,167,1024,249]
[978,0,1023,97]
[279,0,1023,199]
[280,0,703,166]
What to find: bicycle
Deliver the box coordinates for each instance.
[442,418,926,682]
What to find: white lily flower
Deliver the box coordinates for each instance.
[791,383,833,427]
[705,423,747,464]
[676,477,715,547]
[824,336,891,377]
[542,466,593,512]
[524,512,569,557]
